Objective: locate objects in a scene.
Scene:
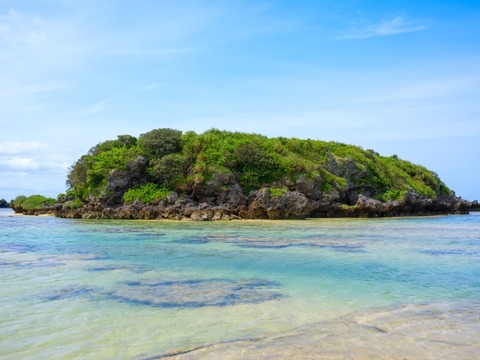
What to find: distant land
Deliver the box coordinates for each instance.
[0,199,9,208]
[10,129,479,219]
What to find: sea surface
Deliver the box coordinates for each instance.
[1,208,479,359]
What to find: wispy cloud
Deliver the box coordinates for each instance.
[0,9,48,45]
[327,75,480,106]
[134,83,161,93]
[94,47,201,57]
[1,81,68,97]
[82,98,116,115]
[340,15,431,40]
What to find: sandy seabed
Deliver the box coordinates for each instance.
[154,301,480,360]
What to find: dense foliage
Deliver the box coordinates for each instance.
[11,194,56,211]
[123,183,172,205]
[64,128,452,206]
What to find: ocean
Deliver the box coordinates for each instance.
[1,208,479,359]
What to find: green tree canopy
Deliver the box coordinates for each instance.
[89,135,137,155]
[64,128,453,205]
[138,128,182,159]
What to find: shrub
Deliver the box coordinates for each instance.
[11,195,27,206]
[89,135,137,155]
[12,194,56,210]
[233,142,283,192]
[66,155,93,193]
[138,128,182,159]
[123,183,172,204]
[379,189,407,202]
[65,198,84,209]
[86,146,140,191]
[270,187,288,197]
[151,154,190,189]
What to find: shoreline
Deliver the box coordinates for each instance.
[8,211,478,222]
[7,207,479,222]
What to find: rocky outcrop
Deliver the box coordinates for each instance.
[101,156,149,205]
[470,200,480,211]
[238,188,316,219]
[11,204,59,216]
[48,186,475,221]
[13,165,476,220]
[0,199,9,208]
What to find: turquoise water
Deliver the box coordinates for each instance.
[1,208,479,359]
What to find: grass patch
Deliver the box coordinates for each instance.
[123,183,172,204]
[270,187,288,197]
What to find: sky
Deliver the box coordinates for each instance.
[1,0,479,202]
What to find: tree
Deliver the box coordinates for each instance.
[66,154,94,199]
[88,135,137,155]
[138,128,182,159]
[232,142,282,191]
[151,154,189,189]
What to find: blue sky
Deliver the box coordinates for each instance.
[1,0,479,202]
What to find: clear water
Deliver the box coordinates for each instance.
[1,208,479,359]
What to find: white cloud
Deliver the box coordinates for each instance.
[4,157,40,170]
[0,140,74,200]
[340,15,431,40]
[0,140,50,154]
[0,141,70,171]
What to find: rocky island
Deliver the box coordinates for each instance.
[11,128,478,219]
[0,199,10,208]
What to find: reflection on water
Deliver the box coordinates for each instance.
[1,210,479,359]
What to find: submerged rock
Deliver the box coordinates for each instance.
[42,277,283,309]
[109,278,283,308]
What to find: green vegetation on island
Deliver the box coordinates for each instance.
[10,194,56,213]
[11,128,474,219]
[65,128,451,202]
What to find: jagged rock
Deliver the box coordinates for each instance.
[190,209,214,221]
[212,210,224,220]
[471,200,480,211]
[167,192,179,204]
[240,188,317,219]
[284,175,323,200]
[103,156,148,205]
[30,182,477,220]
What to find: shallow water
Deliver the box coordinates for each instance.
[1,208,479,359]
